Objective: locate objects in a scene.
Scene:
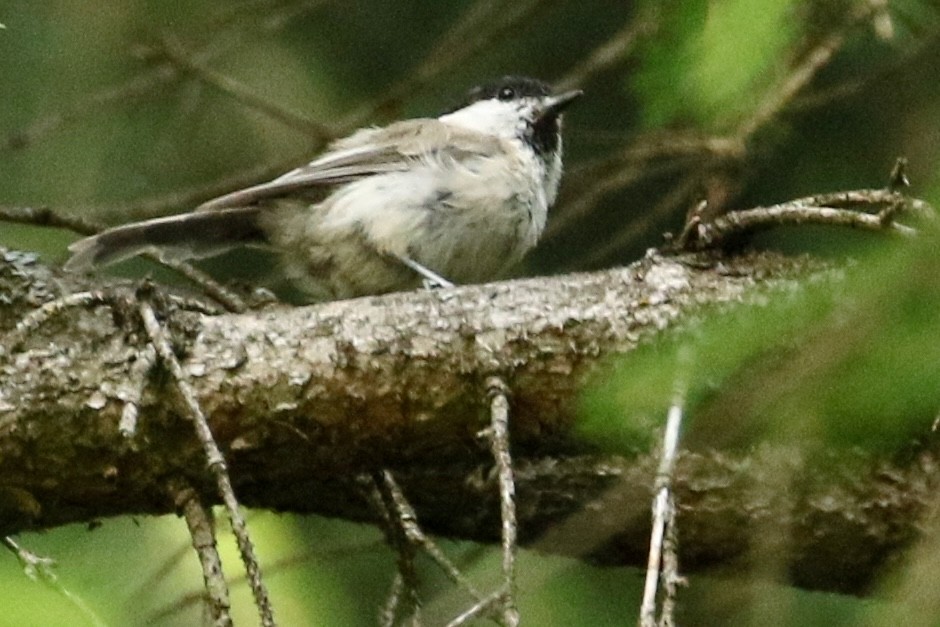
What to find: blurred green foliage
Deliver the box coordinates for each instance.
[580,225,940,455]
[3,0,940,624]
[633,0,797,129]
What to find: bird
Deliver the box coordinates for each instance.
[65,76,582,300]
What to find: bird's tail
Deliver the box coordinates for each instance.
[65,207,267,271]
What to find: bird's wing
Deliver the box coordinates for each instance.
[197,119,501,211]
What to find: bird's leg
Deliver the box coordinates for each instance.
[391,253,455,289]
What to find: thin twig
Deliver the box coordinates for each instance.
[340,0,559,128]
[3,0,330,153]
[379,471,485,600]
[0,205,102,235]
[639,366,686,627]
[446,590,507,627]
[444,375,523,627]
[138,297,275,626]
[156,35,335,141]
[168,479,233,627]
[554,12,656,92]
[4,291,113,355]
[888,157,911,192]
[682,193,924,251]
[579,175,703,268]
[0,205,248,312]
[545,135,742,245]
[150,256,247,313]
[165,294,225,317]
[673,200,709,251]
[371,471,422,626]
[770,189,926,213]
[118,344,158,438]
[145,540,385,624]
[658,503,685,627]
[736,1,884,140]
[3,536,108,627]
[366,468,491,625]
[379,574,406,627]
[481,376,520,627]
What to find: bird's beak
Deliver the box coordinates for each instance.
[541,89,583,117]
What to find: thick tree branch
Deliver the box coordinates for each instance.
[0,245,930,595]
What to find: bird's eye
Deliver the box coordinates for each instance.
[498,86,515,101]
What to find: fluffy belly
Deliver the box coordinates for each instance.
[262,169,541,299]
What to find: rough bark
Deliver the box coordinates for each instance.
[0,247,930,594]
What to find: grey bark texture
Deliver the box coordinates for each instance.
[0,247,932,594]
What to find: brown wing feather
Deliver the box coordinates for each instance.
[197,120,503,211]
[65,120,507,271]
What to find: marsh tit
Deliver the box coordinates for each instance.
[65,76,582,300]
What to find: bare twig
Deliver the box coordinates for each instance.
[579,176,704,269]
[3,536,108,627]
[118,344,158,438]
[639,367,686,627]
[0,204,248,313]
[556,1,890,268]
[446,589,508,627]
[888,157,911,192]
[0,205,102,236]
[138,296,275,626]
[165,294,225,317]
[371,471,422,626]
[379,574,408,627]
[735,1,885,141]
[151,257,247,313]
[169,479,233,627]
[366,468,491,625]
[3,290,114,355]
[445,377,522,627]
[378,471,484,599]
[545,134,743,247]
[554,12,656,92]
[658,498,684,627]
[3,0,331,153]
[145,539,386,624]
[155,35,335,141]
[673,200,709,251]
[482,376,520,627]
[341,0,560,127]
[679,189,930,251]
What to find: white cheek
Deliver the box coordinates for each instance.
[438,100,524,139]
